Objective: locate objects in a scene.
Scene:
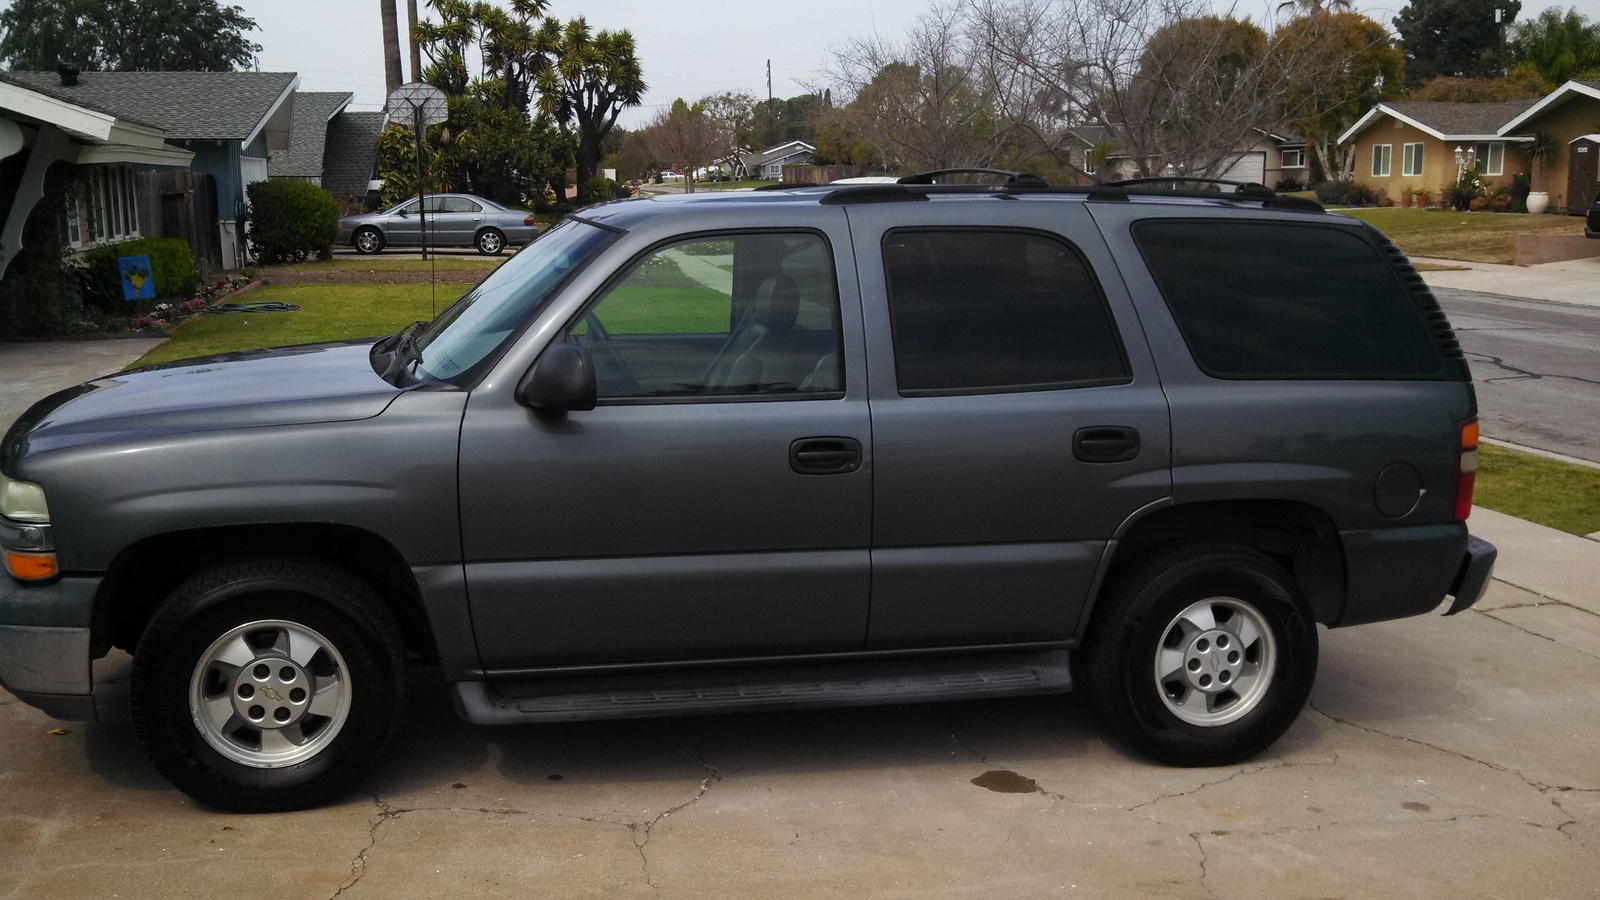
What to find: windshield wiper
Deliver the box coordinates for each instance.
[371,321,428,386]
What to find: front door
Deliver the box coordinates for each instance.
[459,224,873,671]
[845,202,1172,648]
[1568,139,1598,215]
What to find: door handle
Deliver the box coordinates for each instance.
[790,437,862,475]
[1073,426,1140,463]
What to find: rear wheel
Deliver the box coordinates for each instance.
[130,559,407,812]
[476,228,505,255]
[1084,545,1317,766]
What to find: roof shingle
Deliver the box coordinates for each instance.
[268,91,351,178]
[321,111,386,198]
[1380,99,1540,136]
[2,70,296,140]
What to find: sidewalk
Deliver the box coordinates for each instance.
[0,339,164,432]
[1469,506,1600,659]
[1417,254,1600,308]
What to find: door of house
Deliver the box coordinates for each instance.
[1568,137,1599,215]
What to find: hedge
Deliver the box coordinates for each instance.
[81,236,197,304]
[246,180,339,263]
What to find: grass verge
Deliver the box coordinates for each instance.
[1336,207,1585,265]
[262,257,505,277]
[132,283,465,367]
[1476,443,1600,536]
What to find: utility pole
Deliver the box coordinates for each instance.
[767,59,775,148]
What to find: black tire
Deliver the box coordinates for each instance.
[476,228,506,255]
[1083,544,1318,767]
[353,227,385,255]
[130,559,407,812]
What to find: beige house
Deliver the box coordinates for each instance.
[1338,99,1536,201]
[1495,80,1600,210]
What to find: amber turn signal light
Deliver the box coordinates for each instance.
[3,550,58,581]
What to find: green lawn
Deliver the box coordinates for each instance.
[133,283,465,367]
[1336,207,1586,265]
[259,257,505,277]
[1475,443,1600,536]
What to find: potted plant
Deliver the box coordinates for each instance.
[1526,130,1555,214]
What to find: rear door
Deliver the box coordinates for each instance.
[845,198,1172,648]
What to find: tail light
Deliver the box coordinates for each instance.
[1454,418,1478,521]
[523,216,536,226]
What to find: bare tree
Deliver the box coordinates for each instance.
[643,99,728,193]
[380,0,403,95]
[819,3,1024,172]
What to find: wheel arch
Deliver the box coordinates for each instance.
[1077,499,1347,640]
[93,523,434,662]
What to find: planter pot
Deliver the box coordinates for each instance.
[1527,191,1550,214]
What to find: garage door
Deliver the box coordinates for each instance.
[1219,151,1266,185]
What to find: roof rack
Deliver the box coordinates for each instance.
[1105,176,1276,199]
[897,168,1048,187]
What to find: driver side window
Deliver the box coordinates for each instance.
[568,232,843,399]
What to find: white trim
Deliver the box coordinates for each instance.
[1338,102,1536,145]
[1568,133,1600,144]
[0,81,116,141]
[241,75,302,149]
[324,94,353,121]
[77,142,194,166]
[1498,81,1600,136]
[1372,143,1393,177]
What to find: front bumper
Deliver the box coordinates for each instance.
[0,574,105,719]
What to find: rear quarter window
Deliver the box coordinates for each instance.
[1133,220,1444,379]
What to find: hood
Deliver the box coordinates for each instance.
[4,341,405,464]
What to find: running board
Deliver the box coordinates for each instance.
[451,650,1073,725]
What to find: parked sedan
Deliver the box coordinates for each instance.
[1586,186,1599,239]
[337,193,538,255]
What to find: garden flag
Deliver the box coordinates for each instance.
[119,255,155,301]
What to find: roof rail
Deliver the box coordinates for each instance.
[898,168,1048,187]
[1106,177,1275,199]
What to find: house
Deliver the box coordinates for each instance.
[267,91,350,185]
[6,69,300,267]
[269,92,385,206]
[1493,80,1600,211]
[741,140,815,181]
[1337,99,1538,202]
[1062,124,1306,187]
[0,70,193,280]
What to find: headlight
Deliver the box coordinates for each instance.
[0,470,49,523]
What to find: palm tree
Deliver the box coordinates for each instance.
[1276,0,1354,18]
[379,0,402,94]
[406,0,421,83]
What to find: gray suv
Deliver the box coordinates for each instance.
[0,174,1497,811]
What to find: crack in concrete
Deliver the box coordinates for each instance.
[1481,610,1600,662]
[1125,763,1279,813]
[633,732,724,897]
[1466,351,1600,388]
[330,792,410,899]
[1188,832,1216,896]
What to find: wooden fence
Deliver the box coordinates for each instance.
[781,165,897,185]
[133,169,224,274]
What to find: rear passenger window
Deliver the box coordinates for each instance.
[882,230,1129,395]
[1133,221,1443,379]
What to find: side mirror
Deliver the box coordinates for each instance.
[516,342,596,412]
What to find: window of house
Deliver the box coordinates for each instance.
[64,194,80,245]
[1082,152,1097,175]
[567,232,843,399]
[1402,143,1424,177]
[1371,144,1393,177]
[882,229,1129,395]
[111,169,126,238]
[1473,142,1504,176]
[90,170,107,242]
[123,168,139,234]
[1133,220,1444,379]
[1281,148,1305,168]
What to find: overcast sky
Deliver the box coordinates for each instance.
[6,0,1599,128]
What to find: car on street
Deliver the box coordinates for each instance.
[1,173,1496,812]
[1586,185,1599,238]
[337,193,538,255]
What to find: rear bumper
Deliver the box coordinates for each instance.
[0,575,106,720]
[1335,524,1496,627]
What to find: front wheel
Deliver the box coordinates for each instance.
[130,560,407,812]
[353,227,384,254]
[1084,545,1318,767]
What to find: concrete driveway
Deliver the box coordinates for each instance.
[2,508,1597,898]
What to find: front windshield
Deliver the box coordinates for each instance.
[412,219,613,382]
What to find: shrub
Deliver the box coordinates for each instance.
[1378,196,1396,207]
[584,176,631,203]
[0,164,93,338]
[1346,182,1379,206]
[81,237,196,308]
[1489,193,1514,212]
[1274,177,1305,192]
[1469,196,1490,211]
[246,180,339,263]
[1314,180,1351,205]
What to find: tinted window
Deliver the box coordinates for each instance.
[443,197,482,213]
[882,230,1128,394]
[1133,221,1443,379]
[568,232,842,399]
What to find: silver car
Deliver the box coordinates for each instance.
[336,193,538,255]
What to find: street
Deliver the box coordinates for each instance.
[1436,287,1600,463]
